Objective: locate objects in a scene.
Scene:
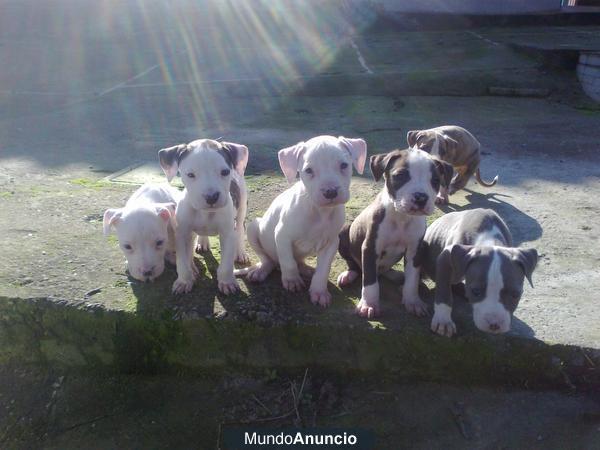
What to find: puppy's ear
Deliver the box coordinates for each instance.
[449,244,475,279]
[407,130,420,148]
[220,142,249,176]
[155,202,176,222]
[511,248,538,288]
[158,144,190,182]
[278,142,305,184]
[369,150,403,182]
[339,136,367,174]
[432,157,454,188]
[103,208,123,236]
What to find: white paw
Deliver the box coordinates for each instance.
[356,298,379,318]
[435,194,449,205]
[337,270,359,287]
[235,248,251,265]
[172,277,194,294]
[431,312,456,337]
[310,289,332,307]
[282,273,305,292]
[246,263,273,282]
[403,297,429,317]
[196,236,210,253]
[218,278,240,295]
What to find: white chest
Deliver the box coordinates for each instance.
[192,211,223,236]
[292,208,343,257]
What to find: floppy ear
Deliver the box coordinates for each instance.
[512,248,538,288]
[221,142,249,176]
[407,130,420,148]
[158,144,190,182]
[278,142,305,184]
[103,208,123,236]
[155,202,176,222]
[339,136,367,174]
[432,157,454,188]
[369,150,404,182]
[449,244,475,279]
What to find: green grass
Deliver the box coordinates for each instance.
[69,178,110,189]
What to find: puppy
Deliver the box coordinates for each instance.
[238,135,367,307]
[407,125,498,204]
[103,183,180,282]
[416,208,538,337]
[338,148,453,318]
[158,139,249,295]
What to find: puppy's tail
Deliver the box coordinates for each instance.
[475,168,498,187]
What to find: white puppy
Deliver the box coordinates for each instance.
[103,183,180,282]
[238,135,367,307]
[159,139,249,295]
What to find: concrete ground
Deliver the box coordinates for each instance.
[1,1,600,446]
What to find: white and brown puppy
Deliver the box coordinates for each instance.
[103,183,180,282]
[159,139,249,295]
[416,208,537,337]
[238,135,367,307]
[407,125,498,204]
[338,148,453,318]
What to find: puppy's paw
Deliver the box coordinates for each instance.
[337,270,359,287]
[431,312,456,337]
[246,262,274,283]
[356,298,379,318]
[282,273,305,292]
[403,297,429,317]
[235,248,251,265]
[218,278,240,295]
[310,289,332,308]
[172,277,194,294]
[196,236,210,253]
[435,194,449,205]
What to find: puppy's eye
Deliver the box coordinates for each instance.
[340,162,348,170]
[221,168,230,177]
[187,172,195,179]
[123,244,132,250]
[305,167,313,175]
[156,240,164,247]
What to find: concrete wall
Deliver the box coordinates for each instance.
[375,0,561,15]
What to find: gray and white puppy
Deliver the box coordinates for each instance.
[416,208,538,337]
[337,148,453,318]
[407,125,498,204]
[159,139,249,295]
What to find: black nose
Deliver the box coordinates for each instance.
[488,322,500,331]
[143,268,154,277]
[205,192,220,205]
[413,192,428,207]
[323,188,338,200]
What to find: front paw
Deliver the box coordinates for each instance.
[337,270,359,287]
[235,248,251,265]
[172,276,194,294]
[356,298,379,318]
[282,273,305,292]
[196,236,210,253]
[310,289,332,307]
[435,194,449,205]
[218,278,240,295]
[403,296,429,317]
[431,312,456,337]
